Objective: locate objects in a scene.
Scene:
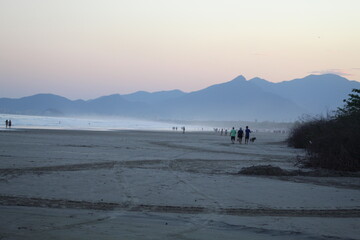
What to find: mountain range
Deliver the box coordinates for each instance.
[1,74,359,121]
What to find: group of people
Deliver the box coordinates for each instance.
[172,126,186,133]
[5,119,12,128]
[216,128,228,135]
[229,126,251,144]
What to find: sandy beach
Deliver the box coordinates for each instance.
[0,128,359,239]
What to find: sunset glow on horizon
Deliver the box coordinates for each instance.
[1,0,359,100]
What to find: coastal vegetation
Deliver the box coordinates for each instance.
[287,89,360,171]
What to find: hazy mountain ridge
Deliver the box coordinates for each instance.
[154,75,305,121]
[122,90,186,104]
[249,74,360,114]
[0,94,81,116]
[1,74,359,121]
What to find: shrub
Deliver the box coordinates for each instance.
[287,116,331,149]
[287,89,360,171]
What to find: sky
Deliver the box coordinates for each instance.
[0,0,359,100]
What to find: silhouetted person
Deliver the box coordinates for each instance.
[245,126,251,144]
[238,127,244,144]
[182,126,185,134]
[5,120,8,128]
[225,129,228,136]
[8,120,12,128]
[230,127,236,144]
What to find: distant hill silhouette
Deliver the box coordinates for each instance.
[249,74,360,115]
[155,75,304,121]
[0,94,80,116]
[83,94,149,117]
[1,74,359,121]
[122,90,186,104]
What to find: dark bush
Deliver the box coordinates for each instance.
[287,89,360,171]
[287,116,330,149]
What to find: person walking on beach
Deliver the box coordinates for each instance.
[245,126,251,144]
[237,127,244,144]
[5,120,8,128]
[8,120,12,128]
[230,127,237,144]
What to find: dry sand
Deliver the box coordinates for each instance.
[0,128,359,240]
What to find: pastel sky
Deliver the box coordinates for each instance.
[1,0,359,100]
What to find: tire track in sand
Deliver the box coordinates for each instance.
[1,195,359,217]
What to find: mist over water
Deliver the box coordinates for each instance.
[0,114,206,131]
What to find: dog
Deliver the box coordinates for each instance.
[250,137,256,142]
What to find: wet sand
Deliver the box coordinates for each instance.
[0,129,359,239]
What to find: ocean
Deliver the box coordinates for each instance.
[0,114,206,131]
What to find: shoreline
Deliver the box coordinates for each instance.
[0,127,214,135]
[0,113,293,133]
